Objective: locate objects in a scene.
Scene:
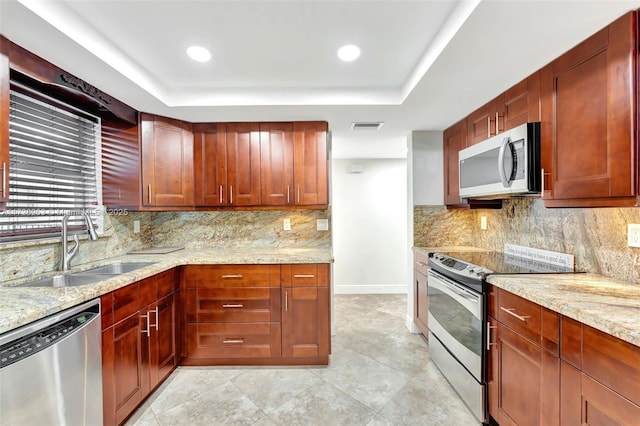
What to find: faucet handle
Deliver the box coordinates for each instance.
[68,234,79,257]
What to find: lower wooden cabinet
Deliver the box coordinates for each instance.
[281,264,330,361]
[489,285,640,426]
[101,270,179,426]
[487,286,560,426]
[182,263,331,365]
[413,252,429,337]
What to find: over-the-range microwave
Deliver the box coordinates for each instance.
[459,122,541,199]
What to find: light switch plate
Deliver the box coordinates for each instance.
[283,218,291,231]
[133,220,140,234]
[317,219,329,231]
[628,224,640,247]
[480,216,487,230]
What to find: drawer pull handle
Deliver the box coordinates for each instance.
[293,274,315,278]
[500,307,530,322]
[223,338,244,344]
[415,261,427,267]
[222,304,244,308]
[222,274,243,279]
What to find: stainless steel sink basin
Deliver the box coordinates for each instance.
[20,273,110,288]
[84,262,156,274]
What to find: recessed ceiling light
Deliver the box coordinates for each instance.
[186,45,211,62]
[337,44,361,62]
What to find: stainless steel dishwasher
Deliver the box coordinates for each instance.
[0,298,103,425]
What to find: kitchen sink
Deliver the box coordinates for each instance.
[83,262,156,274]
[19,262,156,287]
[20,273,110,288]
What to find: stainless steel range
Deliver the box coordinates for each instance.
[426,249,575,424]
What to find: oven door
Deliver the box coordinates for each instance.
[427,269,483,381]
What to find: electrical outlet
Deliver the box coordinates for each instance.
[480,216,487,231]
[133,220,140,234]
[283,218,291,231]
[317,219,329,231]
[628,224,640,247]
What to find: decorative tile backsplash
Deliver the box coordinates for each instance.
[414,199,640,284]
[1,209,331,283]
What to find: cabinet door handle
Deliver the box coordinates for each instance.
[487,116,491,138]
[148,307,159,331]
[2,162,6,198]
[141,313,150,337]
[500,307,530,322]
[287,185,290,204]
[222,274,243,279]
[147,184,152,204]
[293,274,315,278]
[219,185,223,204]
[230,185,234,204]
[296,185,300,203]
[495,111,501,134]
[487,321,497,351]
[285,290,288,312]
[222,303,244,308]
[223,338,244,344]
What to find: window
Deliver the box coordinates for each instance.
[0,88,103,242]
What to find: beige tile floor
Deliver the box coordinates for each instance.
[126,294,478,426]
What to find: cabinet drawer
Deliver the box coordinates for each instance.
[281,264,330,287]
[186,288,281,323]
[186,323,281,359]
[157,269,178,299]
[414,253,429,276]
[112,282,140,324]
[184,265,280,288]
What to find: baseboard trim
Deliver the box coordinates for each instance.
[333,284,407,294]
[406,314,421,334]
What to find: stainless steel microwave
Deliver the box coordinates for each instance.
[459,122,541,199]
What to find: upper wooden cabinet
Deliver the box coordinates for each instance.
[467,72,541,146]
[443,118,467,205]
[226,123,261,206]
[541,12,637,207]
[102,119,140,209]
[194,121,328,209]
[293,122,329,206]
[140,113,194,207]
[260,122,294,206]
[0,37,9,207]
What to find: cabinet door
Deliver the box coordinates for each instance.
[496,324,559,426]
[193,123,227,206]
[149,292,178,388]
[443,119,467,205]
[226,123,261,206]
[0,36,10,206]
[282,286,330,359]
[502,72,541,131]
[260,122,294,206]
[561,361,640,426]
[467,98,500,146]
[487,315,499,421]
[102,313,149,426]
[414,270,428,336]
[140,113,194,207]
[102,119,140,209]
[293,121,328,206]
[540,13,635,204]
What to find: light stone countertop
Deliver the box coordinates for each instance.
[0,247,333,335]
[487,273,640,347]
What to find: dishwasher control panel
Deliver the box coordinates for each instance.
[0,310,98,369]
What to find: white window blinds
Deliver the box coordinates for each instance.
[0,89,103,242]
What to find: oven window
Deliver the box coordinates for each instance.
[428,285,481,357]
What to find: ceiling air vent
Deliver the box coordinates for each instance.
[351,122,384,131]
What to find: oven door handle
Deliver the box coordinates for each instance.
[428,271,479,303]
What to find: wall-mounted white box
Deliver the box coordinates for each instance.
[283,218,291,231]
[317,219,329,231]
[628,224,640,247]
[133,220,140,234]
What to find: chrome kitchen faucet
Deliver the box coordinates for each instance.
[60,211,98,271]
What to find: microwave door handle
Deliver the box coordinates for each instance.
[498,136,512,188]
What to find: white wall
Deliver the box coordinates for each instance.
[332,158,408,294]
[406,131,444,332]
